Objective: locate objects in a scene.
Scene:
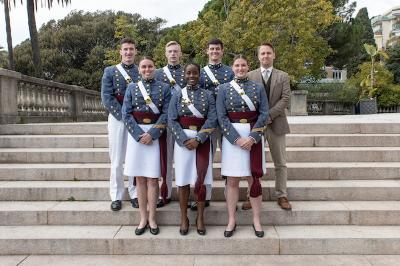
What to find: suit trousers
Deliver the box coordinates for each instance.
[107,114,136,200]
[265,126,288,198]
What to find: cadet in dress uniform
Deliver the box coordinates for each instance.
[192,38,234,210]
[122,56,171,235]
[101,38,140,211]
[216,55,268,238]
[154,41,186,208]
[168,63,217,236]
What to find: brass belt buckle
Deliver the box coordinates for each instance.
[239,119,248,123]
[189,125,197,131]
[143,118,151,124]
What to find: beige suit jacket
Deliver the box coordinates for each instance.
[248,68,290,135]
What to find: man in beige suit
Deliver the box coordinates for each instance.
[245,42,292,210]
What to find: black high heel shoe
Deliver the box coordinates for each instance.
[179,217,189,235]
[224,224,236,238]
[252,224,264,238]
[196,219,206,236]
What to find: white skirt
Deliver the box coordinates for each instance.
[221,123,266,177]
[174,129,213,187]
[124,124,161,178]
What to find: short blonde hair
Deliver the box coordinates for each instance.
[165,41,181,49]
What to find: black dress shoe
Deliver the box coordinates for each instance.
[252,224,264,238]
[149,226,160,235]
[110,200,122,211]
[179,217,189,236]
[156,199,165,208]
[135,225,147,235]
[190,200,210,211]
[224,224,236,238]
[131,198,139,208]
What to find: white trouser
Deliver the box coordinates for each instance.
[107,114,135,200]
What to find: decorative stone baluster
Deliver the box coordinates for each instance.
[17,83,25,112]
[37,86,43,113]
[25,84,33,112]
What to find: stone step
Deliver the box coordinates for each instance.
[0,225,400,255]
[1,118,400,135]
[1,147,400,163]
[1,201,399,226]
[5,254,400,266]
[2,134,400,148]
[1,180,399,201]
[1,162,400,181]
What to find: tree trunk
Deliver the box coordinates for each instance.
[27,0,42,76]
[4,0,14,70]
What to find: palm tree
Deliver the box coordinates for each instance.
[26,0,71,76]
[1,0,15,70]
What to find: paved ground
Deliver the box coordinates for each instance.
[288,113,400,123]
[2,255,400,266]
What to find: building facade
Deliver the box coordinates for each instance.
[372,5,400,50]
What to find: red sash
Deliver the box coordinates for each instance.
[227,111,264,198]
[179,116,209,202]
[131,111,168,203]
[115,94,124,104]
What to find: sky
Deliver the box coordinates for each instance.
[0,0,399,49]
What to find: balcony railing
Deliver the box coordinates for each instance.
[0,68,106,124]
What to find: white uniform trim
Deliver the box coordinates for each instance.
[137,81,160,114]
[163,66,181,92]
[204,66,219,85]
[116,64,134,84]
[182,87,204,118]
[229,80,256,111]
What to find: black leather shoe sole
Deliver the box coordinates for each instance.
[224,224,236,238]
[252,224,264,238]
[131,198,139,209]
[135,226,147,235]
[149,226,160,235]
[110,200,122,211]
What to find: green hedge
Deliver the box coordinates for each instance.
[297,83,359,103]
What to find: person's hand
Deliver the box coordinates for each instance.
[139,133,153,145]
[235,137,246,147]
[240,137,255,150]
[266,115,272,125]
[184,138,199,150]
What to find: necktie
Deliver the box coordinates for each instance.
[263,69,270,82]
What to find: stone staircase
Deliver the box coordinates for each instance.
[1,115,400,256]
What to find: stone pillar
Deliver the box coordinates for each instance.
[290,90,308,116]
[71,86,84,122]
[0,69,21,124]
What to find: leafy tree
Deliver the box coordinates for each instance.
[219,0,334,79]
[0,47,8,68]
[386,44,400,84]
[13,10,164,90]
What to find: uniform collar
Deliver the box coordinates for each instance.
[168,64,181,70]
[142,78,154,84]
[121,62,136,69]
[208,63,222,69]
[186,84,200,90]
[234,77,249,83]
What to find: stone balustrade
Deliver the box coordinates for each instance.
[0,68,106,124]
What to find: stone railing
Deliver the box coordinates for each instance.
[307,100,355,115]
[378,105,400,113]
[0,68,106,124]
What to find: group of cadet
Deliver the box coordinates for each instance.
[101,37,291,238]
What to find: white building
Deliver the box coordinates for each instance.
[372,5,400,50]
